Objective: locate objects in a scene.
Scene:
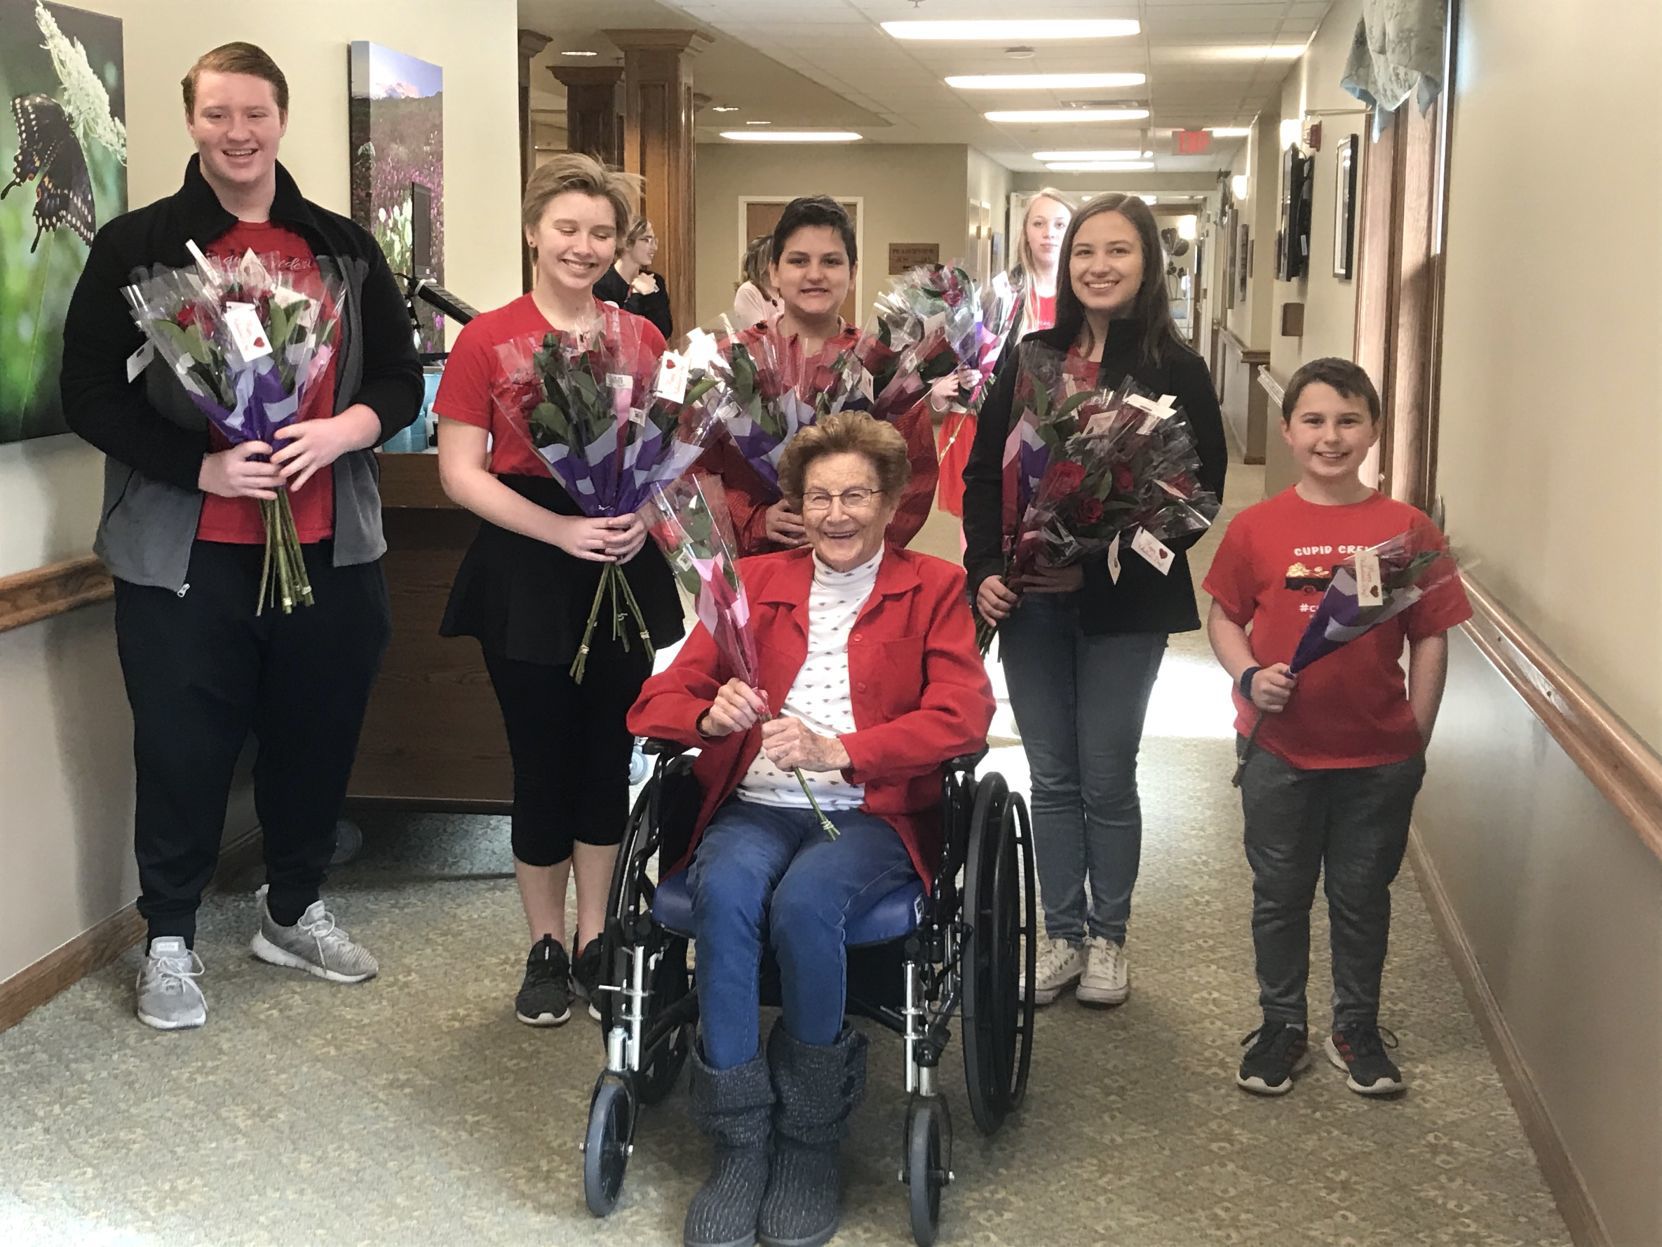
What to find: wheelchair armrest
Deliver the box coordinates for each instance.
[640,738,692,759]
[942,748,988,776]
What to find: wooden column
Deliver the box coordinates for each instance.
[606,28,707,337]
[550,64,624,167]
[517,30,551,293]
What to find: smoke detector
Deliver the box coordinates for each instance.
[1004,46,1036,60]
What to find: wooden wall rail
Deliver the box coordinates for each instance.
[1462,575,1662,863]
[1217,324,1270,366]
[0,556,113,635]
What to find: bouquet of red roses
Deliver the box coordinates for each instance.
[854,263,980,422]
[641,474,839,839]
[124,245,342,615]
[493,306,724,680]
[704,321,868,498]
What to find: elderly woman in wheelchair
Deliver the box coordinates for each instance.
[626,412,997,1247]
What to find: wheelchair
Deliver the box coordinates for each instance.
[581,740,1037,1246]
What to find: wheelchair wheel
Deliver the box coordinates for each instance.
[961,775,1038,1135]
[637,939,694,1106]
[583,1072,635,1216]
[905,1095,951,1247]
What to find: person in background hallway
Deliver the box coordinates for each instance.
[934,188,1073,518]
[60,42,421,1031]
[697,195,937,556]
[731,232,782,328]
[630,413,994,1247]
[594,215,673,338]
[963,193,1227,1011]
[1205,357,1470,1098]
[433,153,684,1028]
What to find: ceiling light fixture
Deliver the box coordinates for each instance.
[1044,160,1155,171]
[710,106,739,112]
[946,72,1145,90]
[1231,174,1250,201]
[1195,45,1306,61]
[1033,149,1151,161]
[1206,127,1253,138]
[987,108,1149,124]
[744,120,771,126]
[559,50,599,57]
[721,130,862,143]
[882,20,1140,41]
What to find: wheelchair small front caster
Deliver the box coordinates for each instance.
[904,1095,952,1246]
[583,1071,636,1216]
[628,743,649,785]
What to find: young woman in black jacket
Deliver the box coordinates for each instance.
[962,193,1227,1011]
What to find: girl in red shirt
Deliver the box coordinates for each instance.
[433,154,683,1027]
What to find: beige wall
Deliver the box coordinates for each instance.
[1413,1,1662,1241]
[693,143,970,329]
[1212,115,1281,353]
[0,0,522,985]
[965,147,1012,283]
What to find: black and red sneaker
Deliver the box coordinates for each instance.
[1236,1021,1311,1095]
[1325,1023,1405,1095]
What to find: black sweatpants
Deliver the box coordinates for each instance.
[113,541,391,945]
[481,642,650,867]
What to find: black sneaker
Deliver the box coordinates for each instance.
[1236,1021,1311,1095]
[570,935,604,1022]
[1326,1023,1405,1095]
[515,935,571,1027]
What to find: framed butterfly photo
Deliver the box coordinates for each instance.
[0,0,127,442]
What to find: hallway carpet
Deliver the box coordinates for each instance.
[0,461,1571,1246]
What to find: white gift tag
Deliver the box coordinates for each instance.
[222,302,272,362]
[653,351,689,404]
[1130,527,1175,574]
[1126,392,1178,434]
[1354,549,1384,606]
[125,341,154,382]
[922,310,947,338]
[236,249,272,291]
[1107,532,1122,584]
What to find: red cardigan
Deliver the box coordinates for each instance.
[626,545,995,886]
[694,324,939,556]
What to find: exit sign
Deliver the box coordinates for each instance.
[1173,129,1212,155]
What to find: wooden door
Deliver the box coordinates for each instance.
[743,200,860,325]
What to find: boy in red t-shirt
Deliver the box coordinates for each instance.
[1203,357,1471,1098]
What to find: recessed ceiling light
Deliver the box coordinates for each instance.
[745,120,771,126]
[1033,150,1151,161]
[1195,45,1306,60]
[1044,160,1155,171]
[882,20,1140,41]
[559,50,598,57]
[1206,127,1252,138]
[946,72,1146,91]
[987,108,1149,124]
[721,130,862,143]
[711,106,739,112]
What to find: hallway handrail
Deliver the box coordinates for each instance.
[0,556,113,635]
[1462,574,1662,863]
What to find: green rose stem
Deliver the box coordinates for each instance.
[570,562,654,683]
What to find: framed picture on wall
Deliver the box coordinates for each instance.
[1236,224,1250,302]
[1333,133,1359,279]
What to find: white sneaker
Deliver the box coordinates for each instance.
[1023,936,1086,1005]
[1076,936,1129,1007]
[135,937,207,1031]
[250,886,379,984]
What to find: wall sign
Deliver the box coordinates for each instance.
[888,242,939,274]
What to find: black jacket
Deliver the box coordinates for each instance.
[594,265,673,338]
[962,319,1228,635]
[60,156,422,588]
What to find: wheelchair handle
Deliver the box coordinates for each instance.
[640,738,692,759]
[944,748,988,775]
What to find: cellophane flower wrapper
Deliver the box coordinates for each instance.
[998,340,1120,536]
[1287,529,1459,674]
[858,263,987,418]
[492,306,726,680]
[641,474,839,838]
[123,248,342,614]
[703,320,869,498]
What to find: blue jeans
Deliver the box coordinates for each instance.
[999,593,1166,945]
[689,801,914,1070]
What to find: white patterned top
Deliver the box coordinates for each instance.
[736,546,882,810]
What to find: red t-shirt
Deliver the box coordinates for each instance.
[197,221,337,544]
[433,294,666,478]
[1203,488,1472,769]
[1033,292,1056,332]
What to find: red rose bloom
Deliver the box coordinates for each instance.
[1050,460,1086,493]
[1112,464,1136,493]
[1076,497,1105,524]
[176,304,198,328]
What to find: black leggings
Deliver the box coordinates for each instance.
[482,644,650,866]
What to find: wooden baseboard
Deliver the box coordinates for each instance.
[1407,832,1611,1247]
[0,827,265,1035]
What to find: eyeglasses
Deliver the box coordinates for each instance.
[799,486,884,514]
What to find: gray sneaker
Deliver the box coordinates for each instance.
[135,936,207,1031]
[250,886,378,983]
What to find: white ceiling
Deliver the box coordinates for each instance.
[521,0,1334,173]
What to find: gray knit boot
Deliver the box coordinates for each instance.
[684,1045,773,1247]
[757,1022,868,1247]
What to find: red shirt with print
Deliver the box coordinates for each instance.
[1203,487,1472,769]
[433,294,666,479]
[197,221,337,544]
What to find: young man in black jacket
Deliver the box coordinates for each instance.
[60,42,421,1030]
